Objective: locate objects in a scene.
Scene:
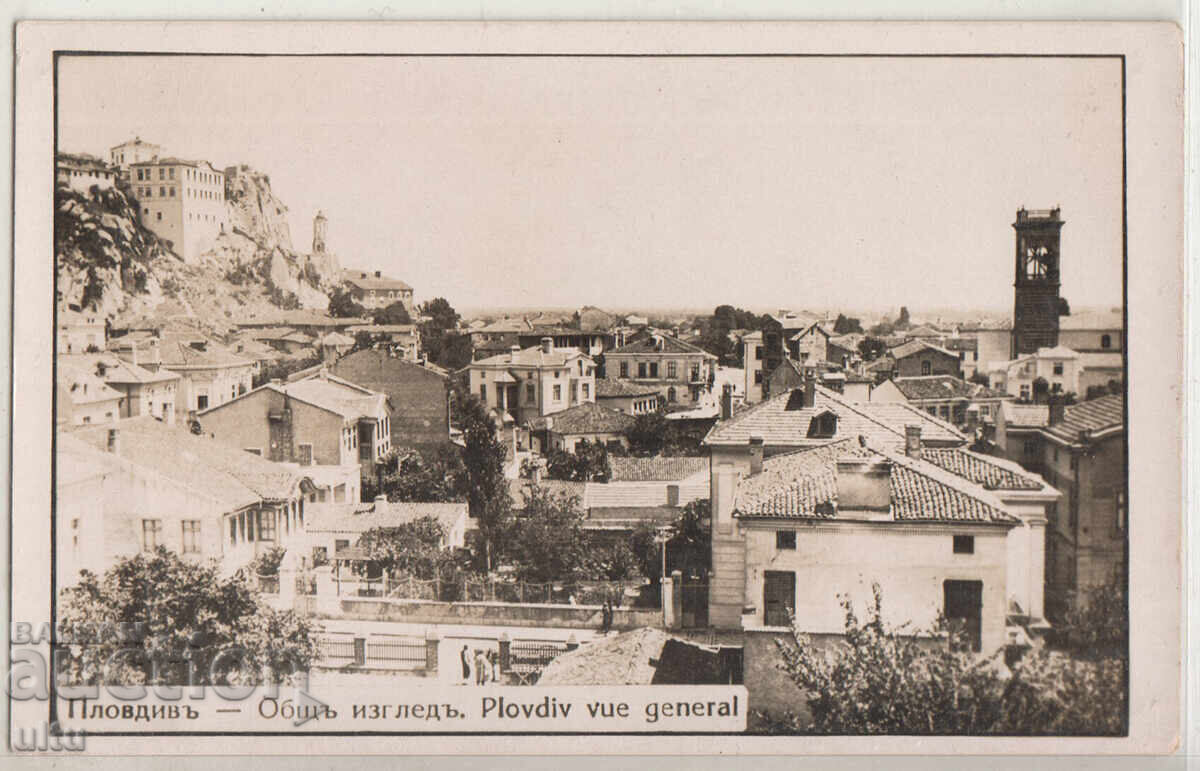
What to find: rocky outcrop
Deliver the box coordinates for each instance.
[55,162,343,327]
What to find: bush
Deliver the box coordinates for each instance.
[248,546,286,576]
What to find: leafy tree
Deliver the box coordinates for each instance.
[57,548,316,687]
[868,320,895,337]
[371,444,468,503]
[507,485,590,583]
[544,439,611,482]
[431,331,474,371]
[626,411,667,455]
[372,301,413,326]
[762,585,1126,735]
[457,388,512,571]
[833,314,863,335]
[628,521,663,582]
[358,515,455,579]
[327,286,366,318]
[587,540,639,581]
[248,546,286,576]
[857,337,888,361]
[666,499,711,577]
[420,297,460,331]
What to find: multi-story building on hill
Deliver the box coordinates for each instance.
[108,136,162,180]
[343,270,414,313]
[128,157,228,261]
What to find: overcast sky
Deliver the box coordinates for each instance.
[57,55,1123,315]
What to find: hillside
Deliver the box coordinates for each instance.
[55,166,341,333]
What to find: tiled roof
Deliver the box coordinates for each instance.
[58,362,124,406]
[1059,310,1122,331]
[608,335,714,357]
[319,332,355,346]
[159,334,252,369]
[733,439,1016,524]
[71,415,307,505]
[1001,402,1049,428]
[130,156,220,170]
[608,456,708,482]
[1042,394,1124,444]
[541,403,635,435]
[60,353,179,386]
[892,375,1008,402]
[889,340,956,361]
[905,324,944,338]
[595,378,659,398]
[473,345,590,369]
[863,356,895,373]
[920,448,1046,491]
[703,384,965,449]
[345,275,413,291]
[476,318,529,334]
[346,324,416,334]
[305,500,466,534]
[282,375,388,420]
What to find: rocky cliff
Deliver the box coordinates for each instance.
[55,165,342,331]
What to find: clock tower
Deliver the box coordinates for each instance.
[1011,207,1063,358]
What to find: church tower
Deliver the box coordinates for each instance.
[1011,207,1063,358]
[312,210,327,254]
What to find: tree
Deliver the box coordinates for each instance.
[587,540,639,581]
[761,585,1126,735]
[857,337,888,361]
[359,515,454,579]
[57,548,316,688]
[544,439,611,482]
[420,297,460,331]
[327,286,366,318]
[667,499,711,578]
[625,411,667,456]
[868,320,895,337]
[372,301,413,326]
[507,485,590,584]
[457,389,511,571]
[628,521,662,582]
[895,306,911,330]
[833,314,863,335]
[373,444,468,503]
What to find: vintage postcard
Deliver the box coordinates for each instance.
[7,21,1184,756]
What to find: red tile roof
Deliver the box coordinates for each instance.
[541,402,635,435]
[1041,394,1124,444]
[920,448,1046,491]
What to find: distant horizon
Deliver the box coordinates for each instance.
[58,56,1124,313]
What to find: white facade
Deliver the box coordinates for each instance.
[988,347,1082,400]
[130,159,228,262]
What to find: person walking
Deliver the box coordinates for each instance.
[474,649,487,685]
[459,644,471,685]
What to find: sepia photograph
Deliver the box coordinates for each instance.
[7,20,1184,756]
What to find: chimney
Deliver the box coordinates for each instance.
[803,374,816,408]
[748,436,764,476]
[904,425,922,459]
[106,428,120,455]
[720,383,733,420]
[1049,400,1065,426]
[836,457,892,515]
[374,270,382,278]
[510,345,520,363]
[540,337,552,354]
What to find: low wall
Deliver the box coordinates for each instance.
[319,597,663,630]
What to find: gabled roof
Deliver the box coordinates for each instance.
[788,322,831,342]
[282,374,389,421]
[889,339,957,361]
[608,456,708,482]
[1041,394,1124,445]
[319,332,356,346]
[345,275,413,291]
[71,415,308,506]
[904,324,944,338]
[704,384,965,449]
[305,500,467,535]
[607,335,714,358]
[920,448,1048,491]
[475,318,529,334]
[158,334,253,369]
[472,345,591,369]
[536,402,635,435]
[58,366,124,406]
[595,378,660,398]
[891,375,1007,402]
[732,439,1016,524]
[59,353,179,386]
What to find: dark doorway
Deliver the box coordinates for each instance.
[763,570,796,627]
[358,422,372,462]
[943,580,983,652]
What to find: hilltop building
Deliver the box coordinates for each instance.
[108,137,162,180]
[343,270,414,313]
[129,157,228,262]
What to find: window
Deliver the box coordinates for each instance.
[158,168,165,180]
[182,521,201,554]
[169,186,175,197]
[196,394,208,410]
[921,361,932,375]
[169,168,175,179]
[335,539,350,555]
[667,361,677,379]
[141,519,162,552]
[479,384,487,401]
[1101,334,1112,349]
[526,383,536,403]
[229,518,237,545]
[156,211,162,221]
[136,169,144,181]
[582,383,589,399]
[953,535,975,554]
[638,362,647,378]
[258,511,275,542]
[298,444,313,465]
[82,416,91,424]
[755,345,763,361]
[553,384,562,401]
[648,362,659,378]
[1023,439,1038,455]
[619,362,628,378]
[754,370,763,384]
[159,186,166,197]
[775,531,797,550]
[1019,384,1031,401]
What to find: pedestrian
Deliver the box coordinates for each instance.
[459,644,471,685]
[489,649,500,683]
[474,649,487,685]
[600,600,612,634]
